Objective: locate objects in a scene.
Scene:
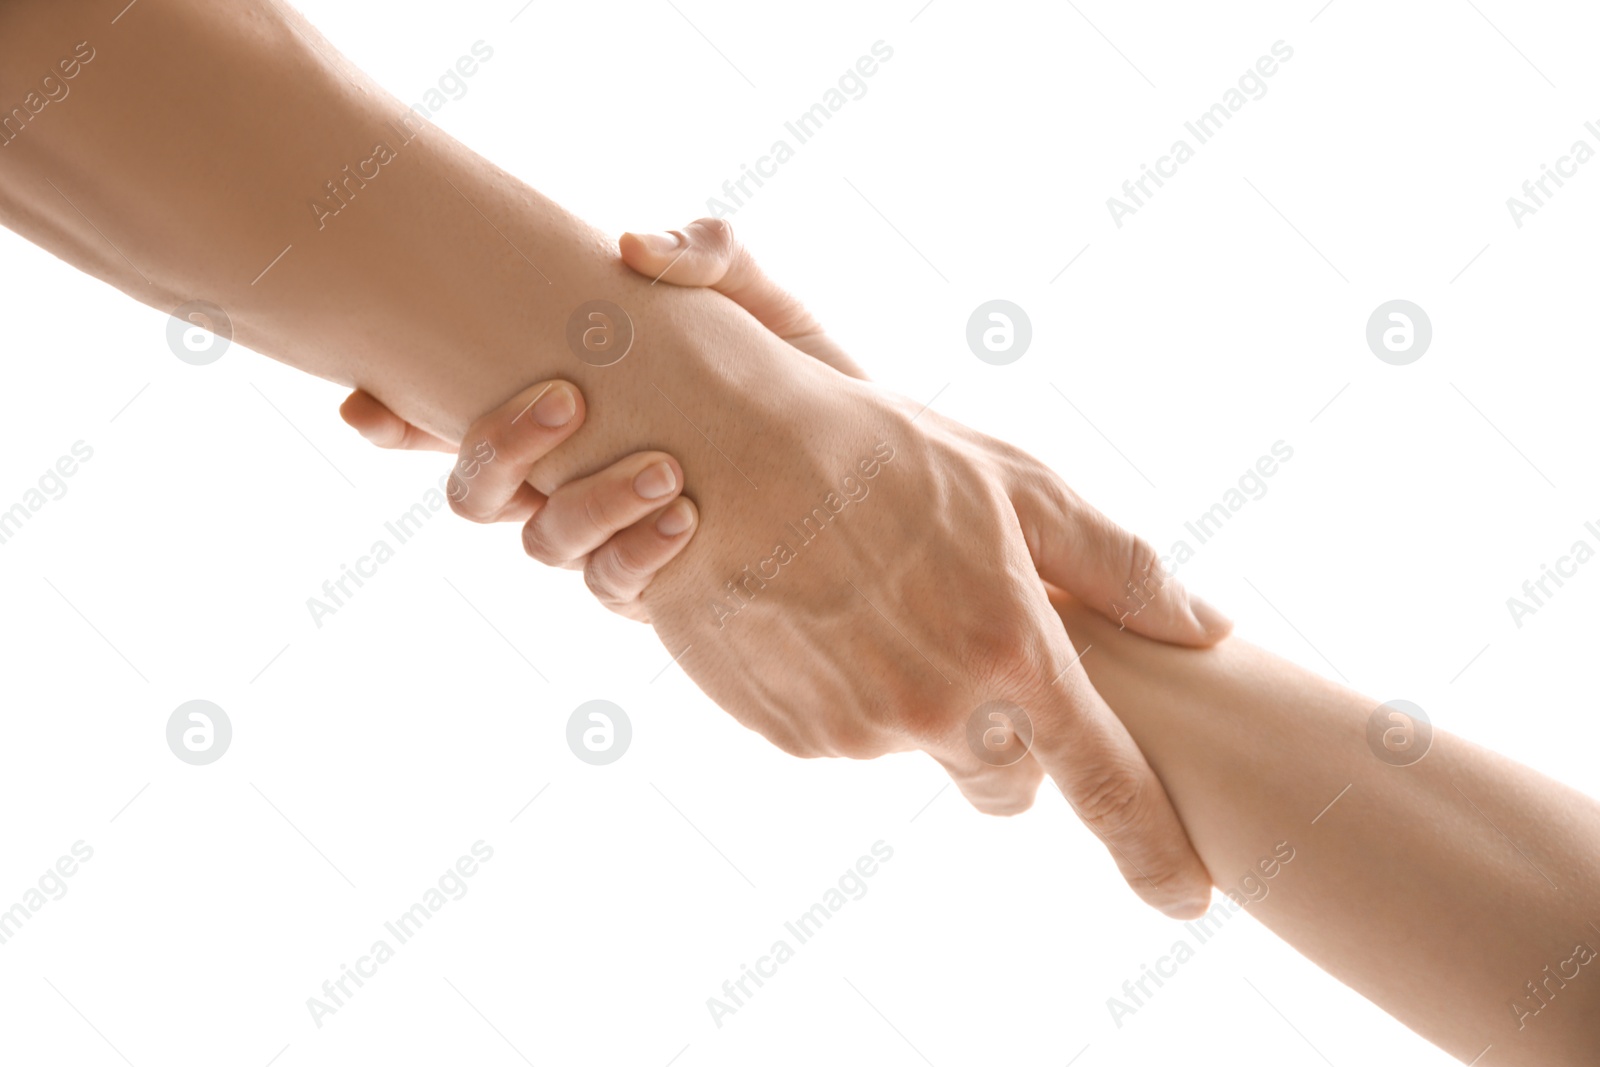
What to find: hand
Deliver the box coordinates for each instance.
[617,219,870,380]
[649,376,1229,915]
[340,379,697,623]
[634,222,1232,917]
[335,217,851,620]
[339,216,863,443]
[386,219,1232,917]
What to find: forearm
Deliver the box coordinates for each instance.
[0,0,802,492]
[1053,591,1600,1064]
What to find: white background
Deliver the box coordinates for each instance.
[1,1,1596,1064]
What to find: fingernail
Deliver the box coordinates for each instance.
[634,460,677,499]
[632,231,683,255]
[656,498,694,536]
[1189,594,1233,639]
[532,382,577,428]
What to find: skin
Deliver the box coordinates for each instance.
[340,219,862,621]
[1057,592,1600,1066]
[0,0,1239,915]
[429,230,1600,1064]
[11,8,1591,1052]
[443,379,700,622]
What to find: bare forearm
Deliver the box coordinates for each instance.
[1054,591,1600,1064]
[0,0,794,490]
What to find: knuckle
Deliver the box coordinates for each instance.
[447,478,489,522]
[1122,533,1166,597]
[1072,765,1150,839]
[1138,861,1205,907]
[964,617,1047,695]
[822,720,884,759]
[520,518,565,565]
[768,292,821,336]
[582,536,657,605]
[478,437,523,485]
[582,559,628,610]
[971,792,1036,818]
[470,414,505,451]
[991,436,1037,473]
[691,216,736,258]
[581,489,625,537]
[950,768,1037,817]
[808,687,899,755]
[894,709,946,746]
[604,535,655,583]
[446,442,499,522]
[877,683,954,745]
[1032,468,1084,520]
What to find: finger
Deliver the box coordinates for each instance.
[619,218,870,379]
[523,451,685,567]
[582,497,699,621]
[1023,637,1213,918]
[339,390,454,452]
[927,745,1046,818]
[1014,472,1232,647]
[447,381,584,525]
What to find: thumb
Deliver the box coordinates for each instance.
[618,218,869,379]
[1015,473,1232,647]
[1021,618,1215,917]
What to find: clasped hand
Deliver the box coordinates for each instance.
[341,220,1231,918]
